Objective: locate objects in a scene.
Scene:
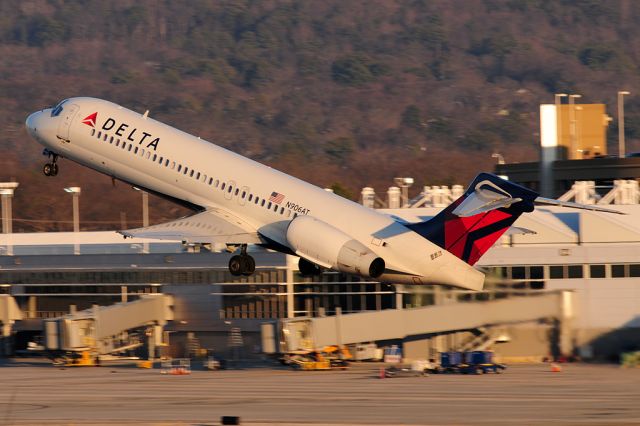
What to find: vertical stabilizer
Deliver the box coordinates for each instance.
[406,173,538,265]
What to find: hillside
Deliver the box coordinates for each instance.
[2,0,640,231]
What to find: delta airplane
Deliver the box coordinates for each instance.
[25,97,621,291]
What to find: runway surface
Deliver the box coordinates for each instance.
[1,360,639,425]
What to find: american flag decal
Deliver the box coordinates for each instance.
[269,191,285,204]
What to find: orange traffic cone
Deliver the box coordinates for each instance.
[379,367,385,379]
[550,363,562,373]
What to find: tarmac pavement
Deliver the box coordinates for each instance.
[1,359,639,425]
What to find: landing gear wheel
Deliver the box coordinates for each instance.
[241,255,255,276]
[228,254,256,276]
[43,163,52,176]
[229,255,243,276]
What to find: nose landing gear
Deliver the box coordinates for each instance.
[42,150,59,177]
[228,244,256,276]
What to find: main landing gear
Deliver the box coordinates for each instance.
[43,150,59,177]
[228,245,256,276]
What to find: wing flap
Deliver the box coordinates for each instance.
[118,208,262,245]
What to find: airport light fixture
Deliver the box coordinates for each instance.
[133,187,150,253]
[64,187,81,254]
[491,153,505,165]
[618,91,631,158]
[393,177,414,208]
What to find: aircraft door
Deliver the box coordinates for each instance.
[56,103,79,143]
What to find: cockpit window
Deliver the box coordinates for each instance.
[51,99,68,117]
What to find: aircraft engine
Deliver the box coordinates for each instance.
[286,215,385,278]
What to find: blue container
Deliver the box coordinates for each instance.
[469,351,493,365]
[440,351,463,367]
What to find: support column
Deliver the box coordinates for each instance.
[0,183,19,256]
[27,296,37,319]
[285,255,296,318]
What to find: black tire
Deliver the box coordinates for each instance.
[229,255,243,276]
[43,163,52,176]
[242,255,256,276]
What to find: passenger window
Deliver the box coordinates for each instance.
[109,136,114,144]
[128,144,132,151]
[135,147,139,154]
[208,178,213,185]
[273,204,278,212]
[140,148,144,156]
[215,180,219,188]
[91,129,96,136]
[98,131,102,139]
[171,162,175,170]
[146,152,151,159]
[228,186,233,193]
[116,140,120,147]
[103,133,108,141]
[221,182,226,190]
[234,188,239,196]
[184,167,188,175]
[177,165,182,172]
[261,199,265,207]
[242,191,247,199]
[153,154,157,161]
[268,202,272,209]
[190,170,195,177]
[248,194,253,202]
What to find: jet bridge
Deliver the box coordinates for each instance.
[0,295,22,355]
[44,294,173,360]
[273,291,572,359]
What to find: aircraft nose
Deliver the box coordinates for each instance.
[25,111,42,137]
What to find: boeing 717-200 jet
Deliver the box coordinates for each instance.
[25,98,621,291]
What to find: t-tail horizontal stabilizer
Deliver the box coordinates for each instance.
[534,197,626,215]
[407,173,625,267]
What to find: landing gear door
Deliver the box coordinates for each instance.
[56,103,79,143]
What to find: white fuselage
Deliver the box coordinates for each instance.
[25,97,483,289]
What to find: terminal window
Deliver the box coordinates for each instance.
[590,265,606,278]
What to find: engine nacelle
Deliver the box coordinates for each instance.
[286,215,385,278]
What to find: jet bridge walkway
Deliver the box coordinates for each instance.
[275,291,572,355]
[0,295,22,355]
[44,294,173,359]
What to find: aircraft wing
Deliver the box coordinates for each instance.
[118,208,263,245]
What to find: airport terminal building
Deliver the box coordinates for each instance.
[1,188,639,362]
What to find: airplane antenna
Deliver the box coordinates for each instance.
[143,110,149,119]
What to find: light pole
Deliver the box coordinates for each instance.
[618,91,631,158]
[64,187,81,254]
[133,187,150,253]
[555,93,567,150]
[393,177,414,208]
[569,94,582,159]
